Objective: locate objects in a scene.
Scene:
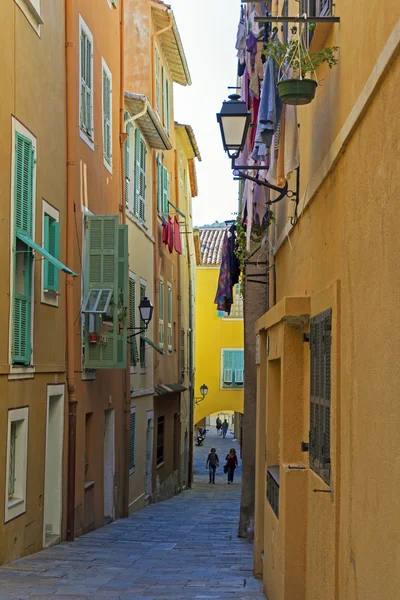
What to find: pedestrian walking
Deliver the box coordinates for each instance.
[216,417,222,435]
[221,419,229,438]
[206,448,219,484]
[225,448,238,484]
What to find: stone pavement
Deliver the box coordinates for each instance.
[0,431,265,600]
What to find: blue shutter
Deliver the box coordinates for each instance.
[222,350,233,386]
[233,350,244,386]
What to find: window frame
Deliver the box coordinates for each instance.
[79,15,94,151]
[134,128,146,223]
[139,278,147,372]
[157,415,164,466]
[220,349,245,389]
[16,0,43,36]
[41,200,60,307]
[155,47,161,117]
[158,277,164,348]
[9,120,37,376]
[129,407,136,475]
[128,271,138,373]
[167,282,172,353]
[102,58,113,172]
[5,407,29,522]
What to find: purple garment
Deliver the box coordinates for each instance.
[214,232,233,315]
[251,57,282,161]
[246,31,258,71]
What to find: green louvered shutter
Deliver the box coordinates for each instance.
[84,216,128,369]
[80,28,93,136]
[139,282,146,368]
[44,216,59,292]
[134,129,140,217]
[159,279,164,347]
[155,49,161,115]
[129,410,136,472]
[138,138,146,222]
[222,350,233,386]
[156,155,162,213]
[233,350,244,386]
[13,133,34,365]
[124,122,131,211]
[162,167,169,214]
[162,67,168,128]
[103,69,111,164]
[129,277,139,366]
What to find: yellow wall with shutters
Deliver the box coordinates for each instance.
[194,267,244,424]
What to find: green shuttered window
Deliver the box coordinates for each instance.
[158,278,164,348]
[162,167,169,214]
[102,65,112,165]
[221,350,244,388]
[129,276,139,367]
[80,23,93,138]
[43,215,60,292]
[13,132,34,365]
[139,282,146,370]
[125,121,131,211]
[134,129,146,222]
[155,48,161,116]
[309,309,332,484]
[129,410,136,473]
[167,283,172,353]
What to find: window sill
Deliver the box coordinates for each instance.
[156,461,165,470]
[9,364,35,380]
[140,369,147,375]
[8,497,24,509]
[80,128,94,152]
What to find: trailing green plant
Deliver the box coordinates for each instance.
[235,212,276,295]
[263,26,339,79]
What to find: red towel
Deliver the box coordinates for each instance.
[167,216,174,253]
[162,217,168,245]
[174,216,182,255]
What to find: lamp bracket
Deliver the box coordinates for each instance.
[127,326,148,340]
[232,157,299,206]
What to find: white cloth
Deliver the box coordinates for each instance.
[248,10,261,38]
[284,105,299,179]
[235,9,247,64]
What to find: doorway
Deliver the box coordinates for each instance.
[43,386,64,548]
[104,409,115,524]
[145,410,154,498]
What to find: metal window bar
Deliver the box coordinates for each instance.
[267,468,279,518]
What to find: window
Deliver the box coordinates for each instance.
[309,309,332,484]
[134,129,146,222]
[157,155,169,215]
[162,68,171,135]
[158,278,164,347]
[125,116,132,213]
[79,17,94,147]
[139,280,146,370]
[155,48,161,116]
[42,202,60,301]
[5,408,29,522]
[162,167,170,214]
[157,416,164,465]
[12,131,35,366]
[102,59,112,170]
[221,349,244,388]
[167,282,172,353]
[267,467,279,518]
[129,408,136,474]
[129,273,139,369]
[180,328,185,382]
[220,285,243,319]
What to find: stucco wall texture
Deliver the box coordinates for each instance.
[256,41,400,600]
[195,268,244,424]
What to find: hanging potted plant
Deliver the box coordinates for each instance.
[264,25,339,105]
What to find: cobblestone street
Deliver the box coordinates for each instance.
[0,431,265,600]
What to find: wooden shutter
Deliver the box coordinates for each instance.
[162,167,170,214]
[134,129,146,221]
[309,309,332,483]
[13,133,34,365]
[80,28,93,135]
[139,282,146,368]
[162,67,167,127]
[84,216,128,369]
[129,410,136,472]
[156,155,162,213]
[223,350,233,385]
[44,216,59,292]
[125,122,131,211]
[233,350,244,386]
[14,133,34,237]
[129,277,138,366]
[167,283,172,351]
[155,49,161,115]
[159,279,164,347]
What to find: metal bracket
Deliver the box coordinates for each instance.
[232,158,298,205]
[301,442,309,452]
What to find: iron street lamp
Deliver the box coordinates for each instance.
[128,296,154,339]
[216,94,251,160]
[195,384,209,405]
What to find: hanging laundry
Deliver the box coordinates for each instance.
[251,57,283,162]
[173,216,182,255]
[214,232,233,315]
[227,224,240,287]
[246,31,258,71]
[235,5,247,66]
[238,59,246,77]
[250,95,260,152]
[162,216,168,246]
[284,104,300,179]
[167,216,174,254]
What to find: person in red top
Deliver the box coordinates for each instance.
[225,448,238,484]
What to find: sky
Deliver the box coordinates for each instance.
[170,0,240,228]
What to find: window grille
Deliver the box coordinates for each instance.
[267,467,279,518]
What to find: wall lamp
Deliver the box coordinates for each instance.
[195,384,209,405]
[216,94,298,204]
[128,296,154,339]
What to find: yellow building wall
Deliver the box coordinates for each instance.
[254,6,400,600]
[195,267,244,424]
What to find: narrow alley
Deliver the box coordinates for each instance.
[0,431,265,600]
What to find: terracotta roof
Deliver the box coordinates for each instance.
[151,2,191,86]
[199,226,226,265]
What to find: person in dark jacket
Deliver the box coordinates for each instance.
[225,448,238,484]
[206,448,219,484]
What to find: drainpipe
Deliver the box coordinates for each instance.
[65,0,77,542]
[187,249,194,488]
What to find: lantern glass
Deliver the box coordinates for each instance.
[138,296,153,325]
